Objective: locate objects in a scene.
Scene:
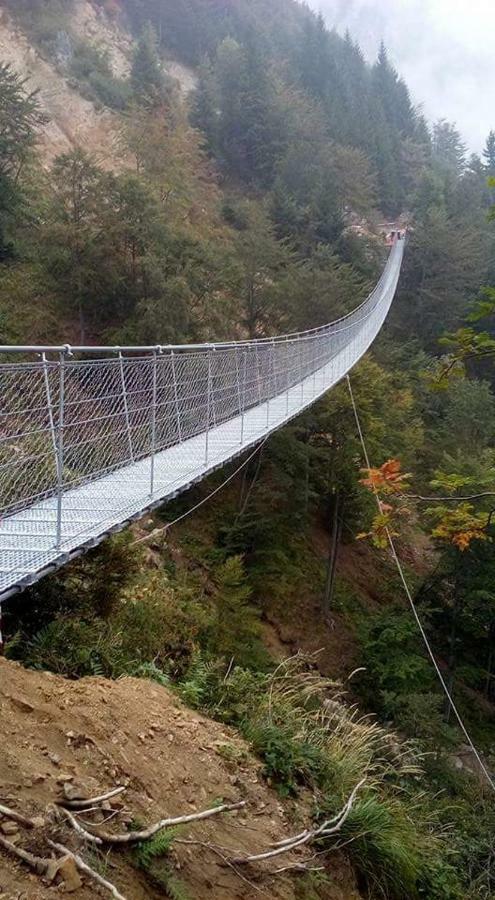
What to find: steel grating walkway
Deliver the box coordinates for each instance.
[0,239,404,602]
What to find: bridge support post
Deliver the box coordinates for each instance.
[149,349,159,498]
[234,347,244,445]
[171,350,182,444]
[55,348,68,551]
[118,351,134,463]
[205,346,212,465]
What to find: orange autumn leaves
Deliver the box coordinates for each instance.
[358,459,411,549]
[359,459,490,551]
[360,458,411,494]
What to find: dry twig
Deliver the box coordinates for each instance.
[48,839,127,900]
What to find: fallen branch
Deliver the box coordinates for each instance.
[59,786,126,810]
[0,802,36,829]
[48,840,127,900]
[61,807,103,845]
[231,780,364,865]
[0,833,56,878]
[86,800,246,845]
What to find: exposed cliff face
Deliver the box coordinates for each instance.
[0,0,196,167]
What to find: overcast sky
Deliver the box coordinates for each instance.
[308,0,493,154]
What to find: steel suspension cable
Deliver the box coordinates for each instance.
[346,374,495,793]
[134,436,270,545]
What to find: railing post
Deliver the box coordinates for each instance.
[211,346,217,428]
[312,341,317,398]
[41,352,57,459]
[149,348,159,498]
[55,347,69,551]
[170,349,182,443]
[285,338,290,415]
[299,340,304,404]
[266,340,275,427]
[254,343,262,403]
[205,345,212,465]
[234,346,244,445]
[118,351,134,463]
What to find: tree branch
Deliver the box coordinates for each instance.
[230,780,364,865]
[48,840,127,900]
[0,802,37,829]
[85,800,246,845]
[59,786,126,810]
[406,491,495,503]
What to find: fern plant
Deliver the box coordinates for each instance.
[134,827,179,870]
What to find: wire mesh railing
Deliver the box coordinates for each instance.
[0,239,404,588]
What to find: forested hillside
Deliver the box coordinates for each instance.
[0,1,495,898]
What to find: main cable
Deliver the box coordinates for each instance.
[346,373,495,792]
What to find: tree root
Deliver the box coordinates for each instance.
[0,834,57,879]
[230,779,364,865]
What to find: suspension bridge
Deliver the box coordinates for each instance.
[0,239,404,603]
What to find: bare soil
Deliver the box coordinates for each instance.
[0,658,360,899]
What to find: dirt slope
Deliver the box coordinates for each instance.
[0,4,120,166]
[0,658,359,899]
[0,0,196,167]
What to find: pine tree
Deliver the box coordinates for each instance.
[432,119,467,177]
[131,22,166,105]
[482,130,495,177]
[210,556,262,667]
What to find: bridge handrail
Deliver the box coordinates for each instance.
[0,241,403,358]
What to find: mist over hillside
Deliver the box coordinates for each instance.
[313,0,492,152]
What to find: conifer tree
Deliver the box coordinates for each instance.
[482,130,495,177]
[131,22,166,105]
[432,119,467,177]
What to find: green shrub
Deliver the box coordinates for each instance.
[337,792,460,900]
[13,617,128,678]
[69,40,132,110]
[245,721,327,795]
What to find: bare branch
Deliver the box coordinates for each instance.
[86,800,246,845]
[59,786,126,810]
[48,840,127,900]
[0,833,55,877]
[406,491,495,503]
[61,807,103,845]
[231,780,364,865]
[0,802,37,829]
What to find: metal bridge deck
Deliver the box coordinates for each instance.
[0,358,332,596]
[0,239,404,602]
